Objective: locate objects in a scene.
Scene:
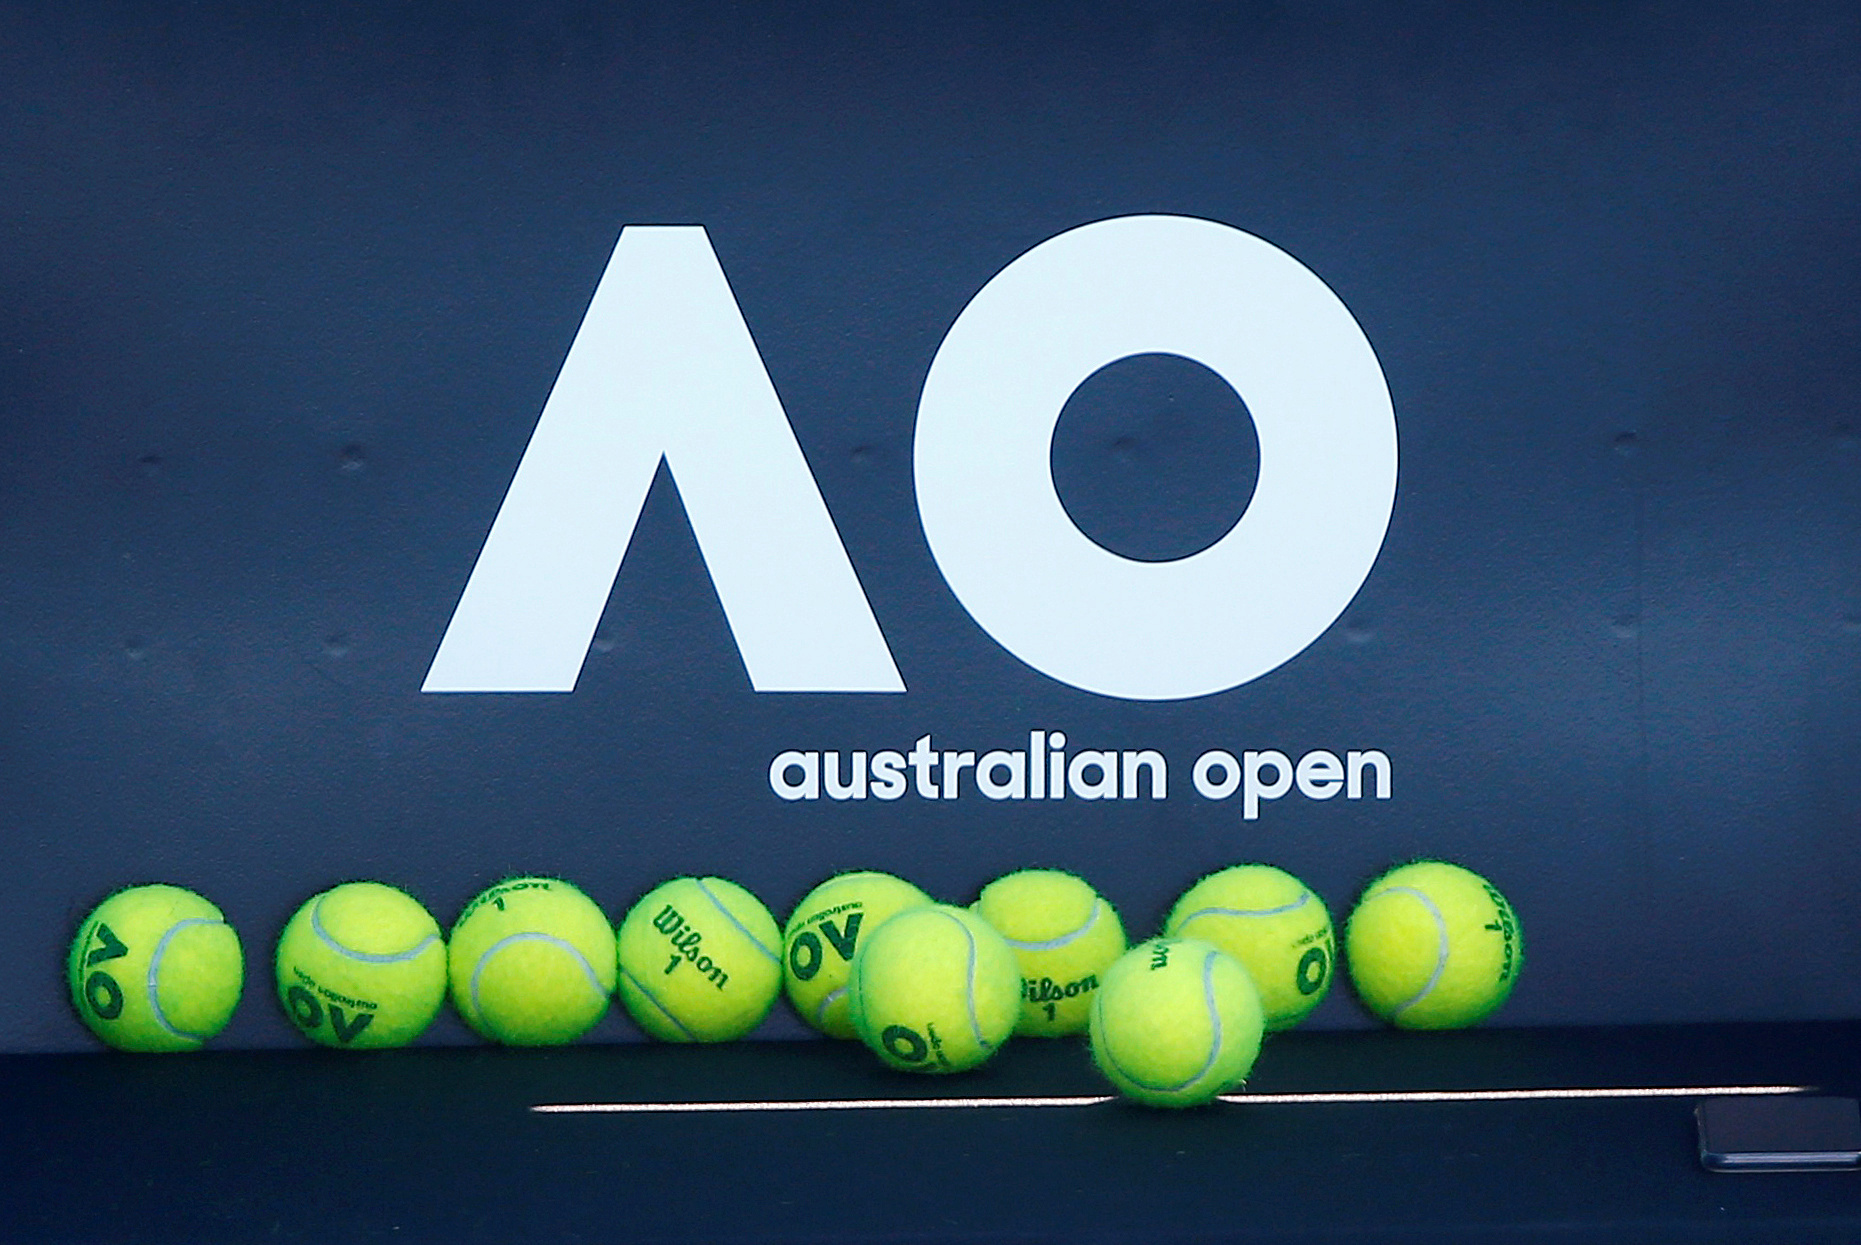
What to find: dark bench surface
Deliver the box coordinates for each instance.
[8,1021,1861,1244]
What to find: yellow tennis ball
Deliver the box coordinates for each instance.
[1344,860,1523,1029]
[68,884,244,1052]
[1088,937,1264,1108]
[1164,864,1335,1031]
[448,877,616,1045]
[848,904,1020,1073]
[783,870,933,1038]
[972,868,1127,1036]
[617,876,783,1042]
[275,881,447,1049]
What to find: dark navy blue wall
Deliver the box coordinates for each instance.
[2,1,1858,1050]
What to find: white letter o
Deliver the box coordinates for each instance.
[914,215,1397,700]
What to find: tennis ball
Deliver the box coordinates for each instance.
[1088,937,1264,1108]
[617,876,784,1042]
[783,870,933,1038]
[68,884,243,1052]
[276,881,447,1049]
[448,877,616,1045]
[1344,860,1522,1029]
[972,869,1126,1036]
[1164,864,1335,1031]
[849,904,1020,1073]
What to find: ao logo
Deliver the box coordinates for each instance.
[425,215,1396,701]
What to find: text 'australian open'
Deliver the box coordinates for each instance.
[770,733,1390,820]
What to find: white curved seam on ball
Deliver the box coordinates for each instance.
[1092,984,1161,1092]
[1190,948,1227,1090]
[470,932,609,1023]
[146,918,224,1041]
[619,968,699,1041]
[695,878,781,964]
[1094,992,1154,1090]
[940,909,989,1050]
[1178,892,1311,924]
[1001,900,1102,952]
[813,986,846,1028]
[1382,886,1450,1019]
[1107,950,1226,1096]
[311,897,438,964]
[1100,1020,1168,1093]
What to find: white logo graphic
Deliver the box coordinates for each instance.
[423,227,903,693]
[916,215,1396,699]
[426,216,1396,700]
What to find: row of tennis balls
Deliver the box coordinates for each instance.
[68,861,1519,1097]
[783,859,1522,1106]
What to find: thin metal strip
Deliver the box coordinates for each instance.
[533,1084,1812,1114]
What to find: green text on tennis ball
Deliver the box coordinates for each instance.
[68,884,244,1052]
[1344,860,1522,1030]
[1165,863,1334,1031]
[848,904,1020,1073]
[973,869,1126,1036]
[617,876,783,1042]
[784,871,932,1038]
[276,881,447,1049]
[1088,937,1264,1108]
[448,878,616,1046]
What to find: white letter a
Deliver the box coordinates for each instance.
[424,227,904,693]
